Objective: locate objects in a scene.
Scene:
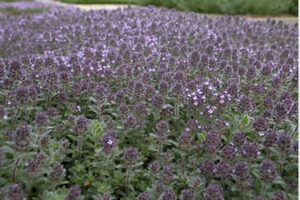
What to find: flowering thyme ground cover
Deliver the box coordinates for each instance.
[0,5,298,200]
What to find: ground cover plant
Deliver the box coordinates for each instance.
[0,4,298,200]
[60,0,298,16]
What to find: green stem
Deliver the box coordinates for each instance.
[10,109,20,130]
[175,99,180,119]
[239,182,244,200]
[192,108,197,119]
[279,153,285,176]
[158,141,163,165]
[154,109,158,126]
[6,83,14,105]
[46,85,53,109]
[85,96,90,115]
[12,157,20,182]
[46,93,50,109]
[183,146,188,169]
[106,154,112,186]
[262,182,269,198]
[78,136,83,159]
[98,103,103,122]
[126,165,132,193]
[30,102,37,121]
[36,127,44,146]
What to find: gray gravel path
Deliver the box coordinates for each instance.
[35,0,129,9]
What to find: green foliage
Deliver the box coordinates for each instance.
[61,0,297,16]
[41,190,68,200]
[197,132,206,142]
[0,0,23,2]
[175,0,293,15]
[241,114,250,126]
[290,0,298,15]
[89,120,105,140]
[0,7,49,15]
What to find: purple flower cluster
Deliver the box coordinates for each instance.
[101,130,117,154]
[65,185,81,200]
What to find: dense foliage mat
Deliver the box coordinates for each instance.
[0,5,298,200]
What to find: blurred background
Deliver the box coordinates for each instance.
[60,0,298,16]
[0,0,298,19]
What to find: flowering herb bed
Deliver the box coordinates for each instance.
[0,5,298,200]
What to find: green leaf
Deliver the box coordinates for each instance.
[197,132,206,142]
[88,105,98,114]
[89,96,97,103]
[41,190,67,200]
[166,139,178,146]
[134,162,144,168]
[94,182,110,193]
[89,120,104,139]
[149,133,158,139]
[254,180,261,193]
[241,114,250,126]
[273,176,287,189]
[148,144,158,152]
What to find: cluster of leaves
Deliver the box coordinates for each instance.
[0,5,298,200]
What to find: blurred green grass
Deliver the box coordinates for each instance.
[61,0,298,16]
[0,0,30,2]
[0,7,48,15]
